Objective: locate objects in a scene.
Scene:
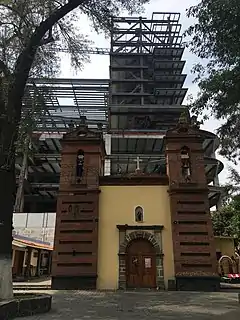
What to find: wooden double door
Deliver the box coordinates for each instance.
[126,238,156,288]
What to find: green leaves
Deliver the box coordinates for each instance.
[0,0,151,153]
[186,0,240,161]
[212,195,240,242]
[0,0,150,75]
[212,168,240,242]
[186,0,240,64]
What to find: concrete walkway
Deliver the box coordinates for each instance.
[16,290,240,320]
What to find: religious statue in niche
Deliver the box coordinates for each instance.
[76,150,84,182]
[180,146,191,182]
[135,206,144,223]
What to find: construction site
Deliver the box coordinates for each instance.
[14,13,223,242]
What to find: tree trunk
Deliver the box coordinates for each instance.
[0,120,16,300]
[14,136,29,213]
[0,0,87,300]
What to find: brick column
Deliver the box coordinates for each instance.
[165,118,220,291]
[52,124,105,290]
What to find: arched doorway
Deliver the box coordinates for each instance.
[126,238,156,288]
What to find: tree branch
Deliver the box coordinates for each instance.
[0,3,31,29]
[8,0,89,122]
[0,60,11,78]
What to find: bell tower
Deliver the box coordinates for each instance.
[165,114,220,291]
[52,123,105,289]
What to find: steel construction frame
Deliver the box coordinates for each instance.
[109,13,187,129]
[15,13,222,210]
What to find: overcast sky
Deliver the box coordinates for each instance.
[59,0,239,184]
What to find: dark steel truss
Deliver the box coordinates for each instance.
[14,13,223,212]
[111,12,183,54]
[22,78,109,133]
[109,13,187,132]
[48,46,110,55]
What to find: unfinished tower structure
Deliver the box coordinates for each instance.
[106,12,222,197]
[15,13,222,240]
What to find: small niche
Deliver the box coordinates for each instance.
[180,146,191,181]
[76,149,84,182]
[135,206,144,223]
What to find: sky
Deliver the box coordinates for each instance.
[59,0,239,185]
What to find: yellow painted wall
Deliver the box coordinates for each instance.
[98,185,174,290]
[215,237,235,257]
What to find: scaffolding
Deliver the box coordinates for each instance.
[109,13,187,134]
[111,13,182,54]
[23,78,109,133]
[108,13,188,175]
[16,13,223,211]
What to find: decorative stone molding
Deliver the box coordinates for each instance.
[118,229,165,290]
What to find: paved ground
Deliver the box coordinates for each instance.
[15,290,240,320]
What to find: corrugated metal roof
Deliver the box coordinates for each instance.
[12,237,53,251]
[12,240,27,248]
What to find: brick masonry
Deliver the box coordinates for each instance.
[165,121,220,291]
[52,125,105,290]
[118,230,165,290]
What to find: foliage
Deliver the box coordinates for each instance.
[0,0,89,77]
[0,0,150,149]
[0,0,151,301]
[185,0,240,162]
[16,87,45,154]
[212,167,240,242]
[212,195,240,241]
[0,0,149,76]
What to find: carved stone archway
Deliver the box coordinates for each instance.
[118,230,164,290]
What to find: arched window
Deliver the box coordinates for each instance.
[135,206,144,223]
[76,150,84,180]
[180,146,191,180]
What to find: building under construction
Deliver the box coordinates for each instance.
[16,13,223,217]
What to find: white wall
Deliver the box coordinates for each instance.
[13,212,56,245]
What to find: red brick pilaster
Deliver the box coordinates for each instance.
[165,119,219,291]
[52,125,105,289]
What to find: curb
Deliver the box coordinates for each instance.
[14,286,51,291]
[0,293,52,319]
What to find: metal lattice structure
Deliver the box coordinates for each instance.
[109,13,187,134]
[108,13,188,175]
[15,13,223,213]
[23,78,109,132]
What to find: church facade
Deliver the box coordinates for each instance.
[51,117,220,292]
